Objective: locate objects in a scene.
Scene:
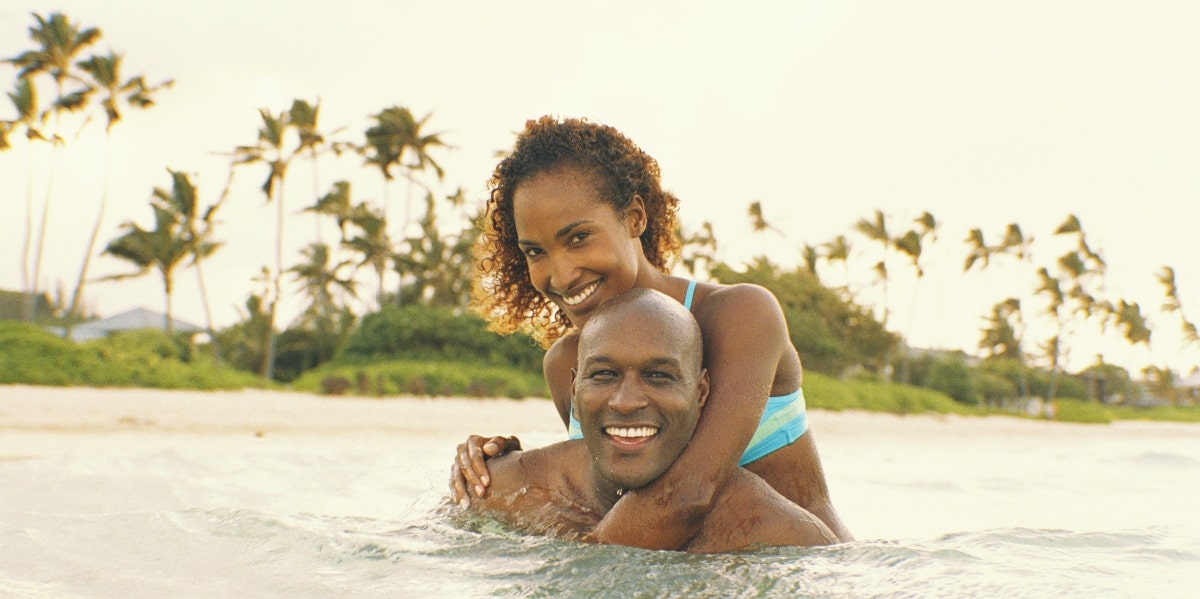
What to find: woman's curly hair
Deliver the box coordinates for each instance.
[472,116,682,348]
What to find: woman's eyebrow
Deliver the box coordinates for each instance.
[555,220,592,240]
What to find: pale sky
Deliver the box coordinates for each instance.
[2,1,1198,375]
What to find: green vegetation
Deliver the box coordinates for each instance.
[292,360,546,400]
[803,372,982,415]
[1107,403,1200,423]
[1051,399,1116,424]
[0,322,262,389]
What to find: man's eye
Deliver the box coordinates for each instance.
[645,371,676,382]
[587,369,616,381]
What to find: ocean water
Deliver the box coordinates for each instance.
[2,421,1198,598]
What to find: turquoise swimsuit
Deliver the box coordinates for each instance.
[567,280,809,466]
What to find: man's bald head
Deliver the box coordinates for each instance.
[577,288,703,375]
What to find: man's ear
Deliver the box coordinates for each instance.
[695,368,710,409]
[624,195,647,238]
[570,367,580,421]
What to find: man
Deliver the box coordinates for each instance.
[465,288,836,553]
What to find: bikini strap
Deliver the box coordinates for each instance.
[683,280,697,310]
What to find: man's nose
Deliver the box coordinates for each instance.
[608,375,648,413]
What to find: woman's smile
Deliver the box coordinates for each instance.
[559,280,601,307]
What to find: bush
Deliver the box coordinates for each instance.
[292,359,547,399]
[0,322,263,389]
[1052,399,1114,424]
[0,322,105,385]
[803,371,979,415]
[976,371,1017,407]
[339,304,544,371]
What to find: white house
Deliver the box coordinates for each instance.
[61,307,204,342]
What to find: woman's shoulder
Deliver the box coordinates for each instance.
[693,282,784,321]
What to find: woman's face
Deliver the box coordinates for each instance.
[512,165,646,327]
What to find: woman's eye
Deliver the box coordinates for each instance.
[523,247,542,258]
[569,231,589,245]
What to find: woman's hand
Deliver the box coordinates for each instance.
[449,434,522,506]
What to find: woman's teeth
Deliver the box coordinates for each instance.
[561,281,600,306]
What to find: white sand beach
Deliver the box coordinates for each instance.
[2,384,1197,460]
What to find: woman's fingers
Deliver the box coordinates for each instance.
[453,434,524,501]
[449,462,470,507]
[456,436,488,497]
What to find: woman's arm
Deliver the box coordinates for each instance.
[587,284,789,549]
[543,332,580,427]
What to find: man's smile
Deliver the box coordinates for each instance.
[603,425,659,449]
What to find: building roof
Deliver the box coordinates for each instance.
[1178,369,1200,389]
[66,307,203,342]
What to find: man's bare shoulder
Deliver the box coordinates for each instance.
[686,469,838,553]
[468,440,601,538]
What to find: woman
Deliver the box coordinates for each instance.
[453,116,852,547]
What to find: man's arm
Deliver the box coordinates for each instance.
[466,450,533,514]
[465,442,602,540]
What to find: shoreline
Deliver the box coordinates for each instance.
[2,385,1197,459]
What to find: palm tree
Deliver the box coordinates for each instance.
[233,104,309,378]
[287,242,357,368]
[394,192,479,308]
[801,244,821,279]
[64,50,172,337]
[6,12,100,321]
[980,299,1021,360]
[343,203,393,309]
[1053,215,1116,363]
[1034,267,1068,401]
[1157,266,1200,370]
[361,105,448,241]
[286,98,347,241]
[821,234,851,288]
[306,180,356,244]
[963,228,993,274]
[290,242,356,319]
[892,212,937,379]
[2,78,48,320]
[101,172,200,335]
[854,209,893,328]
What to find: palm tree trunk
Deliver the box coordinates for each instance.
[28,142,58,322]
[311,149,323,244]
[262,176,285,380]
[29,89,66,323]
[64,133,113,339]
[21,146,36,321]
[164,273,175,337]
[194,257,218,362]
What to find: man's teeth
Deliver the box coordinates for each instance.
[561,281,599,306]
[605,426,658,439]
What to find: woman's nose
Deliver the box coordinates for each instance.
[548,254,578,292]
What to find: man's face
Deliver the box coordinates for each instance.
[573,309,707,492]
